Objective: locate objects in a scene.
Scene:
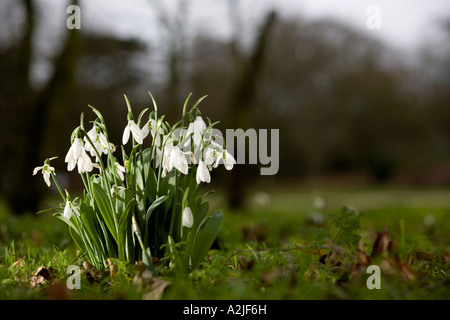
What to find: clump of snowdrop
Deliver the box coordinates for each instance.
[33,93,234,274]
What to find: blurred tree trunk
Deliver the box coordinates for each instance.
[1,0,80,214]
[150,0,189,122]
[226,11,277,209]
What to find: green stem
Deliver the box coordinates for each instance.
[168,170,179,239]
[51,172,66,202]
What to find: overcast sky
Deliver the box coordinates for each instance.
[71,0,450,50]
[38,0,450,51]
[31,0,449,85]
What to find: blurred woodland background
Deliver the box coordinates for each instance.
[1,0,450,214]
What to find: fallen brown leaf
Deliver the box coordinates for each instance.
[132,270,171,300]
[107,258,117,280]
[414,249,435,261]
[444,253,450,263]
[371,228,389,258]
[12,257,23,268]
[82,261,103,282]
[30,266,53,288]
[357,242,370,266]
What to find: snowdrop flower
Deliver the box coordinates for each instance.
[64,201,80,219]
[77,151,94,173]
[205,145,221,169]
[169,146,188,175]
[161,136,188,176]
[184,151,197,165]
[215,149,236,170]
[33,163,55,187]
[114,162,126,181]
[196,160,210,184]
[84,126,109,160]
[142,118,163,146]
[65,138,83,171]
[163,145,188,176]
[154,147,163,168]
[182,207,194,228]
[110,185,125,197]
[122,120,145,145]
[65,138,94,173]
[186,116,207,149]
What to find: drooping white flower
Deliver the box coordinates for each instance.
[110,185,125,197]
[205,145,221,169]
[65,138,83,171]
[215,149,236,170]
[114,162,126,181]
[186,116,207,149]
[65,138,94,173]
[182,207,194,228]
[122,120,145,145]
[77,149,94,174]
[160,135,188,176]
[142,118,163,147]
[184,151,197,165]
[169,146,188,175]
[64,201,80,219]
[33,163,55,187]
[154,147,163,168]
[84,126,109,160]
[196,160,210,184]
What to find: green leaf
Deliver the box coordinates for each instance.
[144,164,157,203]
[145,196,169,224]
[142,247,155,273]
[119,199,135,234]
[190,211,223,269]
[92,182,118,242]
[167,236,185,278]
[118,199,135,260]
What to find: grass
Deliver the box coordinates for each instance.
[0,185,449,300]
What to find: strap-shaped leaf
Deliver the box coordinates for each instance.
[190,211,223,269]
[92,182,118,242]
[145,195,169,224]
[118,199,135,260]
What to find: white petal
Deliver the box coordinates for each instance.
[33,166,43,176]
[197,161,210,184]
[77,158,85,174]
[67,158,77,171]
[64,202,72,219]
[115,162,125,172]
[130,121,144,144]
[122,123,131,145]
[173,148,188,175]
[82,151,93,172]
[194,116,206,133]
[73,139,83,159]
[43,172,51,187]
[65,146,74,163]
[224,150,236,170]
[141,121,150,139]
[182,207,194,228]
